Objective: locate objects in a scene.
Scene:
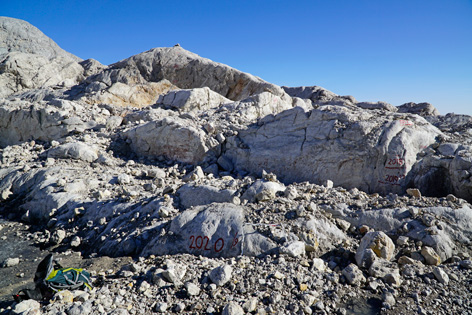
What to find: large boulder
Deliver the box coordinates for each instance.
[141,203,276,258]
[397,102,439,117]
[47,142,98,163]
[224,105,442,195]
[157,87,230,112]
[123,116,220,164]
[0,101,91,148]
[355,231,395,267]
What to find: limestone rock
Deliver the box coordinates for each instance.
[357,101,397,112]
[282,85,355,106]
[123,116,219,164]
[356,231,395,267]
[397,102,439,116]
[342,263,366,286]
[162,260,187,284]
[225,105,441,196]
[141,203,275,258]
[12,299,41,314]
[406,188,422,198]
[0,103,88,147]
[421,246,441,265]
[1,257,19,268]
[209,264,233,286]
[222,301,244,315]
[178,184,237,209]
[87,46,288,102]
[433,267,449,284]
[158,87,230,112]
[437,143,460,156]
[312,258,327,272]
[0,52,84,97]
[368,260,402,286]
[85,80,176,108]
[185,282,200,296]
[241,179,285,203]
[226,91,293,122]
[0,17,80,62]
[280,241,306,258]
[47,142,98,162]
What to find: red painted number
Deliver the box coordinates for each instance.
[214,238,225,252]
[203,236,211,250]
[189,235,196,249]
[195,236,203,249]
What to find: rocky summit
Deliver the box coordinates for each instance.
[0,16,471,315]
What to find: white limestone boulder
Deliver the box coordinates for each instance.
[356,231,395,267]
[224,105,442,195]
[123,116,220,164]
[47,142,98,162]
[158,87,230,112]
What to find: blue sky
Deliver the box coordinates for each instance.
[2,0,472,115]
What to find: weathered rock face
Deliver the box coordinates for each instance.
[141,203,276,258]
[0,17,84,98]
[283,85,356,107]
[224,105,442,195]
[123,116,220,164]
[0,102,91,148]
[0,52,84,97]
[0,17,80,62]
[397,102,439,116]
[83,80,176,108]
[157,87,230,112]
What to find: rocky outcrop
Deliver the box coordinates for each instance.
[83,80,176,108]
[157,86,230,112]
[0,101,92,147]
[224,105,442,195]
[397,102,439,116]
[0,17,80,62]
[123,116,220,164]
[0,17,85,98]
[0,52,84,97]
[83,46,290,102]
[283,85,356,107]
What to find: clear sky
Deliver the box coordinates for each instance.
[2,0,472,115]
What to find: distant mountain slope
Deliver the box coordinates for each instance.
[0,16,81,62]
